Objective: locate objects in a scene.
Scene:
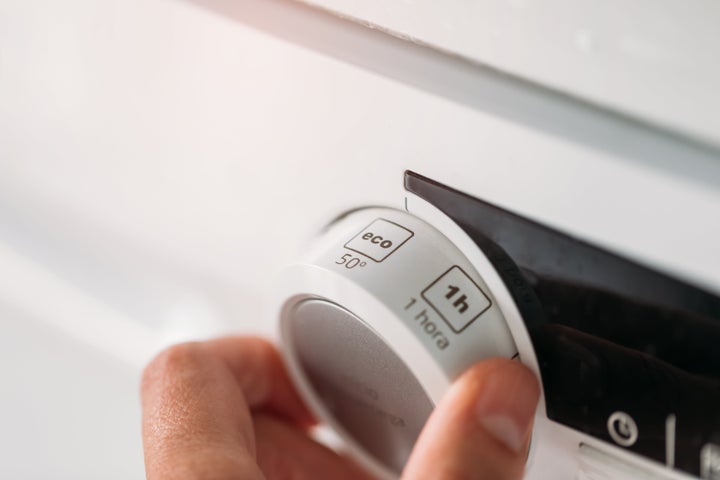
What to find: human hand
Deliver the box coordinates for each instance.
[141,336,540,480]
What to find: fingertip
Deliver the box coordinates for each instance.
[461,358,540,454]
[402,358,540,480]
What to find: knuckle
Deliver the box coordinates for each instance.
[252,337,279,365]
[141,342,202,395]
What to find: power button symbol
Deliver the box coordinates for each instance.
[607,411,639,447]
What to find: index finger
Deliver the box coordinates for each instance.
[201,336,315,425]
[140,336,313,479]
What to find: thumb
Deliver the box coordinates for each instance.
[402,358,540,480]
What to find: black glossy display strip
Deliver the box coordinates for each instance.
[405,170,720,477]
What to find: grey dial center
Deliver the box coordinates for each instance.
[286,299,435,474]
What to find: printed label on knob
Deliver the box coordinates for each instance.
[422,266,492,333]
[344,218,414,262]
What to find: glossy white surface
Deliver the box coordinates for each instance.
[1,0,719,478]
[301,0,720,147]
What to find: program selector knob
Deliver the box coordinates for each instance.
[275,207,518,479]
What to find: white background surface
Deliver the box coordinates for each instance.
[1,0,720,478]
[304,0,720,147]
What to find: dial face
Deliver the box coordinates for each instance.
[277,206,517,478]
[286,299,434,474]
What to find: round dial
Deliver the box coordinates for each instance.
[276,207,517,479]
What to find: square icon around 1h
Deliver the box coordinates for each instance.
[422,266,492,333]
[344,218,414,262]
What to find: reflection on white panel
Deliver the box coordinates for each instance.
[301,0,720,147]
[0,307,145,479]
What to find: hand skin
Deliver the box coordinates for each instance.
[141,336,540,480]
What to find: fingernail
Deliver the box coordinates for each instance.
[475,362,539,453]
